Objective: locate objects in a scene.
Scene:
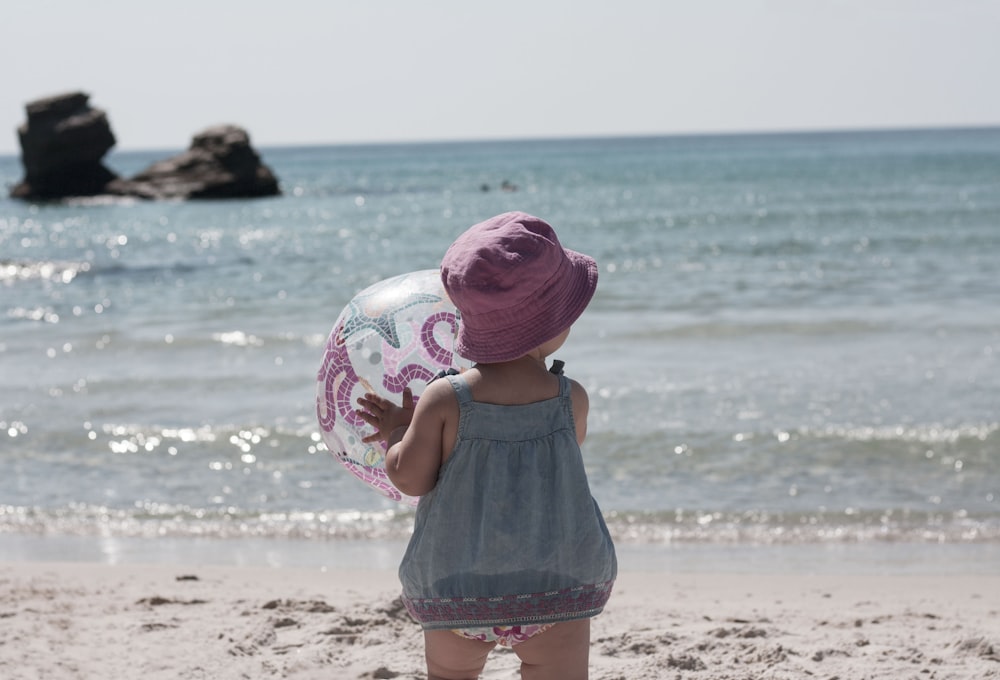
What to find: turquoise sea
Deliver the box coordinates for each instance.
[2,129,998,572]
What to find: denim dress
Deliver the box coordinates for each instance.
[399,373,617,630]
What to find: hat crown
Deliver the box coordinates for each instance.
[442,212,567,317]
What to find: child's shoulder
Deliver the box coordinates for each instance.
[409,376,461,424]
[422,373,461,403]
[566,375,589,406]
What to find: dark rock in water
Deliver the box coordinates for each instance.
[9,91,121,200]
[111,125,280,200]
[9,92,280,201]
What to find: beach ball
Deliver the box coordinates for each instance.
[316,269,470,505]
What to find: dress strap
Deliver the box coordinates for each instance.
[557,374,572,398]
[445,373,473,404]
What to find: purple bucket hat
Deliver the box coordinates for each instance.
[440,211,598,364]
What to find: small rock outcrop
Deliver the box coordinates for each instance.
[111,125,280,200]
[9,92,120,200]
[9,92,280,201]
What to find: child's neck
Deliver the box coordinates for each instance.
[478,352,550,374]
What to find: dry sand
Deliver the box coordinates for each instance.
[1,560,998,679]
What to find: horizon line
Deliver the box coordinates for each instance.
[1,122,998,158]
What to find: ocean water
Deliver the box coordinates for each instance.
[2,129,999,570]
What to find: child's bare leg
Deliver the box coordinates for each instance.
[424,630,496,680]
[513,618,590,680]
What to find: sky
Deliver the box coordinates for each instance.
[2,0,999,155]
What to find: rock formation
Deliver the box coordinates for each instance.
[110,125,280,200]
[9,92,281,201]
[9,92,120,200]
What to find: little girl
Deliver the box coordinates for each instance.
[357,211,617,680]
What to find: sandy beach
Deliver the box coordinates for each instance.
[1,560,997,679]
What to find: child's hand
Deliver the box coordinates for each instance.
[356,388,414,444]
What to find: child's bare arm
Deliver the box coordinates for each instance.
[382,378,453,497]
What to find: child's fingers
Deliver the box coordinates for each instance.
[356,393,385,412]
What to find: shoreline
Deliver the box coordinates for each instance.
[2,559,997,679]
[2,533,1000,575]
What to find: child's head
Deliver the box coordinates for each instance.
[441,211,598,363]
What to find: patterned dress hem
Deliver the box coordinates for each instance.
[402,579,615,630]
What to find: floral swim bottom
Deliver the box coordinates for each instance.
[452,623,554,647]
